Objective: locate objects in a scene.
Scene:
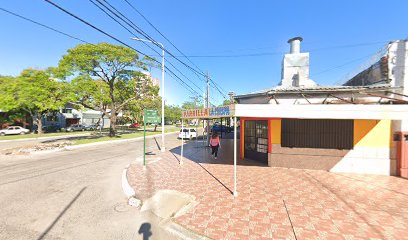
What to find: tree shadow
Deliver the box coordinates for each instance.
[37,187,87,240]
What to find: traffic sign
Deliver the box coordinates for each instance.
[144,109,161,124]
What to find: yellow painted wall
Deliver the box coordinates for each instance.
[354,120,391,148]
[270,119,281,144]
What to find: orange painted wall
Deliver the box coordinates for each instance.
[270,119,281,144]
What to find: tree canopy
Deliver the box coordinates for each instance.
[0,68,71,134]
[59,42,158,136]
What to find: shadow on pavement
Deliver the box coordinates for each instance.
[138,222,152,240]
[37,187,87,240]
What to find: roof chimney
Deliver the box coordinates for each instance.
[288,37,303,54]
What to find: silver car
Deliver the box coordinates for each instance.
[0,126,30,136]
[66,124,86,132]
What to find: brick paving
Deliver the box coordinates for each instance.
[127,138,408,240]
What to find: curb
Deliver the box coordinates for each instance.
[121,164,141,207]
[122,164,135,198]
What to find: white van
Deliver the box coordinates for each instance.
[178,128,197,139]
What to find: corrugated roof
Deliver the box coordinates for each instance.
[235,84,400,99]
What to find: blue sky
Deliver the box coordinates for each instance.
[1,0,407,105]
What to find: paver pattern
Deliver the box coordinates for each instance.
[127,138,408,240]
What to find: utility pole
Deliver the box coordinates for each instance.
[206,72,210,146]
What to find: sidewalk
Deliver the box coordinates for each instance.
[127,139,408,240]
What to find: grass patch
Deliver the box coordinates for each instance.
[73,127,180,145]
[0,131,91,140]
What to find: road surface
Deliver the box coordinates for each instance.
[0,133,183,240]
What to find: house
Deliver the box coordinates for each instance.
[233,37,408,177]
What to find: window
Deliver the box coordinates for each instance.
[281,119,353,149]
[62,109,73,114]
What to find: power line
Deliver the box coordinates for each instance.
[43,0,204,100]
[0,7,90,44]
[44,0,151,60]
[121,0,206,78]
[156,41,390,58]
[2,4,205,102]
[120,0,230,99]
[89,0,204,94]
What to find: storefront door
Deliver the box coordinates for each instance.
[244,120,268,163]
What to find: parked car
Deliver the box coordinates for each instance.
[211,124,231,133]
[43,124,62,133]
[84,124,101,131]
[165,121,173,125]
[0,126,30,136]
[178,128,197,139]
[66,124,86,132]
[129,122,140,128]
[175,120,181,125]
[32,124,61,133]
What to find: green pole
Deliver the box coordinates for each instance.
[143,115,146,167]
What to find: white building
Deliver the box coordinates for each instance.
[233,38,408,178]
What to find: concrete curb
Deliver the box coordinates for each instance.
[121,164,141,207]
[122,164,136,198]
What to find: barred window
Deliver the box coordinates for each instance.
[281,119,353,149]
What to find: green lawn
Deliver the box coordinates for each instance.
[0,126,180,141]
[73,127,180,145]
[0,131,91,140]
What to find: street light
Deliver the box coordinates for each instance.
[132,37,166,152]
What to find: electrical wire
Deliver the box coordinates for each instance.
[89,0,204,94]
[120,0,230,99]
[0,7,90,44]
[44,0,205,100]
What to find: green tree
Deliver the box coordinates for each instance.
[0,69,71,134]
[181,96,203,110]
[59,43,155,137]
[221,99,233,106]
[164,105,182,122]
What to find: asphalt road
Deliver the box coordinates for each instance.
[0,133,182,240]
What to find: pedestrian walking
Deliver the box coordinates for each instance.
[209,132,221,159]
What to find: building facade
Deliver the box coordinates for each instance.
[235,38,408,178]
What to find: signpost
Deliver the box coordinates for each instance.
[143,109,161,167]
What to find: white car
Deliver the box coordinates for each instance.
[0,126,30,136]
[178,128,197,139]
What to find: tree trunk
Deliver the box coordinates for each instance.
[154,124,157,132]
[109,109,117,137]
[34,113,43,135]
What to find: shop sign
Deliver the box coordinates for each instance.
[183,105,232,119]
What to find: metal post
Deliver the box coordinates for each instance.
[233,116,238,197]
[180,119,184,165]
[131,37,165,152]
[143,115,146,168]
[221,118,223,138]
[161,46,165,152]
[196,121,198,146]
[206,73,210,146]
